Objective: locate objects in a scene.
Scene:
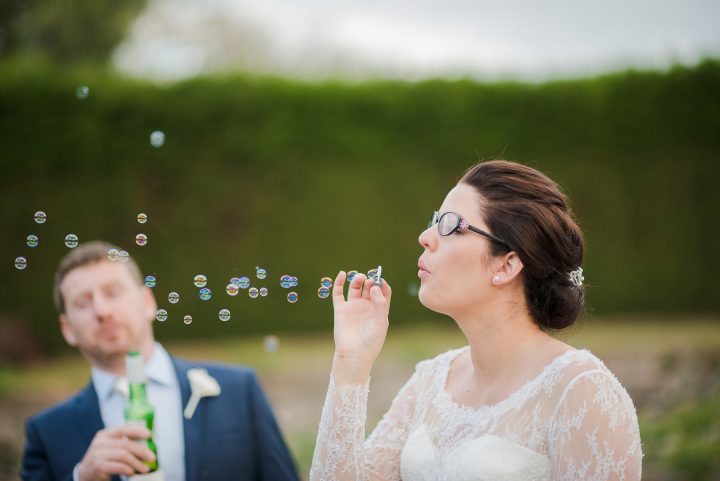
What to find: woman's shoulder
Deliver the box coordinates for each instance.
[551,349,637,410]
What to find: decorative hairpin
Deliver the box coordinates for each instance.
[568,267,584,287]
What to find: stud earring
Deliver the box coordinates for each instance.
[492,275,500,284]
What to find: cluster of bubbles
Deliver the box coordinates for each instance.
[278,274,299,303]
[135,213,148,246]
[13,211,79,270]
[107,248,130,263]
[317,277,333,299]
[14,200,385,354]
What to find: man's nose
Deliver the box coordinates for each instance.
[92,295,114,319]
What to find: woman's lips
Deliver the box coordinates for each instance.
[418,260,431,279]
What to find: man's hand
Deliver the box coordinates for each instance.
[77,425,156,481]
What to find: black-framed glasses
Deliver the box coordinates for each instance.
[428,211,510,249]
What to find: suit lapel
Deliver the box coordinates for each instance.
[173,358,205,481]
[71,382,104,446]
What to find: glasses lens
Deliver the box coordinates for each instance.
[438,212,460,236]
[428,211,439,229]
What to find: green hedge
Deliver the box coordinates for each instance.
[1,59,719,353]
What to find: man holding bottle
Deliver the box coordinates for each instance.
[21,241,300,481]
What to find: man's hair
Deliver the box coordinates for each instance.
[53,241,144,313]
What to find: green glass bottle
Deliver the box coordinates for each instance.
[124,351,159,473]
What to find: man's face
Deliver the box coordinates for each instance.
[59,260,156,368]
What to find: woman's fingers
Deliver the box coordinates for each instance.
[332,271,347,306]
[347,273,367,300]
[361,278,374,301]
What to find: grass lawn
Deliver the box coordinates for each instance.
[1,315,719,480]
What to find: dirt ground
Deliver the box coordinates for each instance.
[2,318,719,480]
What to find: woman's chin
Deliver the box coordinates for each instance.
[418,286,444,314]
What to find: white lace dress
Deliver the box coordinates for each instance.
[310,348,642,481]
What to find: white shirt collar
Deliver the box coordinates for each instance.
[91,342,176,400]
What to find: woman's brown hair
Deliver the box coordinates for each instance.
[461,160,585,330]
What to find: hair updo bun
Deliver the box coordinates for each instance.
[460,160,585,330]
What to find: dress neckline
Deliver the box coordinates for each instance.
[438,346,586,417]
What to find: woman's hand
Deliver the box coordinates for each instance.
[331,271,392,384]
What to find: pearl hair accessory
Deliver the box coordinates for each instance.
[568,267,584,287]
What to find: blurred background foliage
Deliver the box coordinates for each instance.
[1,59,719,357]
[0,0,148,64]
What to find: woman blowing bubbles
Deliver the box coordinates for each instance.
[310,160,642,481]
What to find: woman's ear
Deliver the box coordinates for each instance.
[491,251,524,285]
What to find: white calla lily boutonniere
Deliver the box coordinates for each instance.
[184,368,221,419]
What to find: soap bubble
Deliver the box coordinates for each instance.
[230,277,241,286]
[318,286,330,299]
[135,233,147,247]
[226,283,239,296]
[263,335,279,353]
[255,267,267,279]
[347,270,358,282]
[193,274,207,288]
[65,234,79,249]
[107,249,119,262]
[75,85,89,100]
[249,287,259,298]
[156,309,168,322]
[280,275,292,289]
[118,251,130,263]
[219,308,231,322]
[320,277,333,288]
[183,315,192,325]
[199,287,212,301]
[34,211,47,224]
[14,256,27,270]
[137,212,148,224]
[259,287,268,297]
[168,292,180,304]
[287,292,298,303]
[150,130,165,148]
[238,277,250,289]
[367,266,383,285]
[144,275,157,288]
[26,235,39,248]
[289,276,298,288]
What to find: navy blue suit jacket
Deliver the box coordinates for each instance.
[21,357,300,481]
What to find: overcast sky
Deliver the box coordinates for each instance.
[113,0,720,82]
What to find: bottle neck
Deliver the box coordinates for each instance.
[128,382,149,400]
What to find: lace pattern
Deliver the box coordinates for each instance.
[310,348,642,481]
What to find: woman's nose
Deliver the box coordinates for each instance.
[418,225,435,250]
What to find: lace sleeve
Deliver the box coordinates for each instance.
[548,370,643,481]
[310,366,425,481]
